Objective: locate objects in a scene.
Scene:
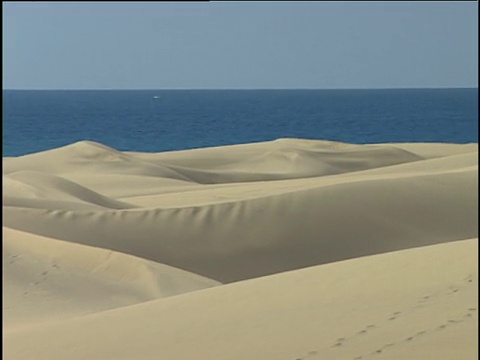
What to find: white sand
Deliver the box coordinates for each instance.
[3,138,478,359]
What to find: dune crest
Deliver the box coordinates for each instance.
[4,171,136,210]
[3,227,220,331]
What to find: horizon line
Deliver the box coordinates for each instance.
[3,86,478,91]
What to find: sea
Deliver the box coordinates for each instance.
[3,88,478,157]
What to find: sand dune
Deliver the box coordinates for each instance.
[3,171,137,210]
[3,227,220,332]
[3,138,478,359]
[4,239,478,360]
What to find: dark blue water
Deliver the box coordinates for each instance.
[3,89,478,157]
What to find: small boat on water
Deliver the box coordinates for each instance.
[153,95,161,99]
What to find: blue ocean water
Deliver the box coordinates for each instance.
[3,88,478,157]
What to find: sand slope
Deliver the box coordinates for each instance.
[2,138,478,359]
[4,239,477,360]
[3,227,220,331]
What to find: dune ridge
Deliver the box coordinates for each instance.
[3,138,478,359]
[3,227,220,332]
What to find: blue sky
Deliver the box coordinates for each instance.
[2,1,478,89]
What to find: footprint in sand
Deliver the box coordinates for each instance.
[357,325,375,334]
[405,330,426,341]
[448,288,460,295]
[416,295,433,306]
[373,343,395,355]
[388,311,402,321]
[332,336,349,347]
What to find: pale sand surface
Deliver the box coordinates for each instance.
[3,138,478,359]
